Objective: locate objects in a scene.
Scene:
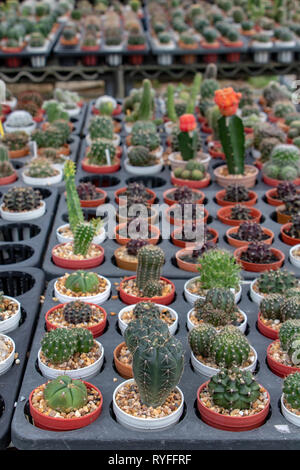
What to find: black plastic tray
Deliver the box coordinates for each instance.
[11,278,300,450]
[0,267,45,449]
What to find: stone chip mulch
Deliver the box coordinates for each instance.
[189,309,244,329]
[268,341,296,366]
[0,296,19,322]
[121,306,175,326]
[121,278,172,298]
[260,315,281,332]
[195,349,255,369]
[40,342,102,370]
[56,273,108,298]
[53,242,102,261]
[0,335,14,362]
[47,305,104,329]
[118,345,132,366]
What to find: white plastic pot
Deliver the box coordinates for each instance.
[184,277,242,305]
[168,151,211,171]
[106,54,122,66]
[38,341,104,379]
[22,166,63,186]
[0,296,21,334]
[253,50,271,64]
[0,200,46,221]
[249,279,264,304]
[64,106,81,118]
[157,54,173,66]
[124,122,133,134]
[191,346,257,377]
[124,157,163,175]
[94,95,117,111]
[164,121,176,135]
[118,304,178,336]
[0,334,15,376]
[4,120,36,135]
[30,55,47,68]
[289,245,300,269]
[54,275,111,305]
[56,224,106,244]
[113,379,184,430]
[281,394,300,427]
[186,308,247,333]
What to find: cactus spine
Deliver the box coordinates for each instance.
[44,376,88,412]
[64,161,84,233]
[167,84,177,122]
[136,245,165,293]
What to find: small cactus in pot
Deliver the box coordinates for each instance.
[44,376,88,413]
[136,245,165,295]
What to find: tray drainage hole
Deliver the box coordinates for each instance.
[19,307,27,327]
[23,400,34,425]
[270,211,278,223]
[35,358,43,377]
[0,244,34,265]
[126,175,166,189]
[0,223,41,242]
[79,175,120,188]
[115,322,123,336]
[0,395,4,418]
[0,272,35,295]
[35,188,51,200]
[11,161,24,170]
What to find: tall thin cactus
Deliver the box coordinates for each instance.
[167,84,177,122]
[64,161,84,233]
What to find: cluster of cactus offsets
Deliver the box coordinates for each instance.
[126,239,148,256]
[257,269,297,294]
[242,241,274,264]
[73,221,97,256]
[41,327,94,363]
[65,271,100,294]
[136,245,165,295]
[277,181,297,201]
[237,221,264,242]
[128,146,156,167]
[124,316,169,354]
[87,138,117,166]
[173,161,205,181]
[262,81,291,107]
[200,78,219,100]
[283,372,300,409]
[273,101,296,118]
[263,145,300,181]
[224,184,250,203]
[64,161,84,233]
[132,332,184,407]
[230,204,252,221]
[3,186,42,212]
[76,182,99,201]
[260,294,285,321]
[44,376,88,413]
[63,300,92,325]
[0,144,14,177]
[253,122,285,151]
[89,115,114,141]
[26,158,58,178]
[197,249,241,291]
[194,288,238,327]
[208,367,260,410]
[133,302,160,320]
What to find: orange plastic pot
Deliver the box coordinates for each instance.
[276,205,292,224]
[208,141,225,159]
[175,249,199,272]
[114,246,137,271]
[80,188,107,207]
[171,172,211,189]
[234,246,285,272]
[45,303,107,338]
[163,188,205,206]
[8,146,29,159]
[165,206,208,226]
[171,227,218,248]
[113,342,133,379]
[29,381,103,431]
[257,313,278,340]
[215,190,257,207]
[217,206,262,226]
[52,244,104,269]
[265,188,283,206]
[115,187,156,205]
[197,382,270,432]
[115,223,160,245]
[226,226,274,247]
[82,157,120,174]
[280,223,300,246]
[263,174,300,187]
[267,341,300,378]
[0,171,17,186]
[119,276,175,305]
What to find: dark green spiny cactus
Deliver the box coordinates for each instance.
[142,280,163,298]
[3,187,42,212]
[128,146,156,167]
[65,271,100,294]
[133,302,160,320]
[280,297,300,322]
[44,376,88,412]
[188,324,216,357]
[260,294,285,321]
[41,328,77,363]
[205,288,235,312]
[73,222,96,256]
[64,161,84,233]
[283,372,300,409]
[256,270,297,295]
[63,301,92,325]
[75,328,94,353]
[124,316,169,354]
[136,245,165,292]
[279,319,300,351]
[210,326,251,368]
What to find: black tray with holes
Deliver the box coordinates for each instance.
[10,279,300,450]
[0,268,45,449]
[0,187,58,268]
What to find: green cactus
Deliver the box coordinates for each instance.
[188,323,216,357]
[178,124,198,161]
[204,288,235,312]
[64,161,84,233]
[210,325,251,368]
[133,302,161,320]
[75,328,94,353]
[207,367,260,410]
[136,245,165,292]
[280,297,300,321]
[273,101,296,118]
[207,105,221,141]
[287,333,300,365]
[283,372,300,409]
[174,99,187,117]
[256,270,297,295]
[124,316,169,354]
[131,123,160,152]
[73,222,97,256]
[63,300,92,325]
[132,333,184,407]
[89,115,114,140]
[44,376,88,412]
[65,271,100,294]
[196,303,238,328]
[142,280,163,298]
[186,73,202,114]
[3,187,42,212]
[0,144,14,178]
[41,328,77,363]
[128,146,156,167]
[279,319,300,351]
[137,79,152,121]
[166,84,177,123]
[200,78,219,99]
[87,138,116,166]
[197,249,241,291]
[260,294,285,321]
[26,158,58,178]
[270,144,300,166]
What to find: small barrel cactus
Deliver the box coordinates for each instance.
[128,145,156,167]
[41,328,77,363]
[283,372,300,409]
[204,288,235,312]
[89,115,114,140]
[188,323,216,357]
[44,376,88,412]
[142,280,163,298]
[26,158,58,178]
[136,245,165,293]
[256,270,297,295]
[124,316,169,354]
[3,186,42,212]
[65,271,100,293]
[87,138,116,165]
[210,326,251,368]
[196,304,237,328]
[279,319,300,351]
[200,78,219,99]
[75,328,94,353]
[207,367,260,410]
[133,302,160,320]
[260,294,285,321]
[63,300,92,324]
[224,184,250,203]
[280,297,300,322]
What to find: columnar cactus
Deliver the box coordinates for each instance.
[64,161,84,233]
[41,328,77,363]
[188,323,216,357]
[0,144,14,178]
[73,221,97,256]
[166,84,177,122]
[207,367,260,410]
[3,187,42,212]
[283,372,300,409]
[256,270,297,295]
[63,300,92,324]
[136,245,165,293]
[44,376,88,412]
[65,271,100,294]
[210,325,251,368]
[124,316,169,354]
[132,332,184,407]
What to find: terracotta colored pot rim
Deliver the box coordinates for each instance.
[171,227,218,248]
[80,188,107,207]
[175,249,199,272]
[263,174,300,187]
[8,146,29,159]
[0,172,17,186]
[113,342,133,379]
[267,341,300,378]
[171,172,211,189]
[119,276,175,305]
[115,223,160,245]
[217,205,262,226]
[82,157,120,174]
[114,247,138,271]
[257,313,279,340]
[234,247,285,272]
[115,187,156,205]
[280,224,300,246]
[215,190,257,207]
[52,244,104,269]
[163,188,205,206]
[226,226,274,247]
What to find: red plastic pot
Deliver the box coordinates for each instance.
[171,172,211,189]
[29,381,103,431]
[265,188,284,206]
[5,57,22,67]
[201,123,212,134]
[208,141,225,160]
[197,382,270,432]
[119,276,175,305]
[234,246,285,272]
[163,188,205,206]
[82,157,120,174]
[127,44,146,65]
[257,313,278,340]
[175,249,199,272]
[82,55,98,66]
[0,171,17,186]
[226,52,241,62]
[79,188,107,207]
[262,174,300,187]
[171,227,218,248]
[45,303,107,338]
[9,146,30,159]
[226,226,274,248]
[267,341,300,378]
[217,206,262,226]
[280,223,300,246]
[92,103,122,116]
[115,187,156,205]
[203,54,218,63]
[52,244,104,269]
[165,205,208,226]
[113,342,133,379]
[215,190,257,207]
[115,223,160,245]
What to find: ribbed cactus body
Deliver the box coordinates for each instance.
[205,288,235,312]
[64,161,84,233]
[0,144,9,162]
[41,328,77,363]
[188,324,216,357]
[87,138,116,165]
[210,326,250,368]
[3,187,42,212]
[65,271,100,293]
[200,79,219,99]
[73,222,96,256]
[257,270,297,295]
[44,376,88,412]
[132,333,184,407]
[133,302,160,320]
[75,328,94,353]
[280,297,300,321]
[137,79,152,121]
[89,115,114,140]
[260,294,284,321]
[279,319,300,351]
[63,301,92,324]
[167,84,177,122]
[124,316,169,354]
[142,280,163,298]
[136,245,164,292]
[283,372,300,409]
[128,146,155,167]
